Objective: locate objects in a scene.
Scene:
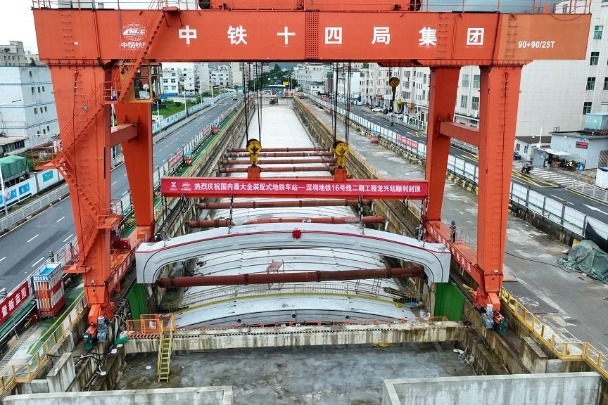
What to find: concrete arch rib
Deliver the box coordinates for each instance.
[136,223,450,285]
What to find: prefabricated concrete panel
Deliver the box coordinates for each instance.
[382,372,600,405]
[2,386,233,405]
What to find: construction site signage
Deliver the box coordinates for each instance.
[162,177,428,199]
[0,280,30,326]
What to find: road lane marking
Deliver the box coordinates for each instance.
[63,234,74,243]
[112,181,117,186]
[584,204,608,216]
[27,234,39,243]
[550,195,573,205]
[56,216,65,223]
[122,190,128,195]
[0,257,5,263]
[31,257,44,267]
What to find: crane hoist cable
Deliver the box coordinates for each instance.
[332,62,339,144]
[344,62,352,144]
[244,62,251,142]
[257,62,263,144]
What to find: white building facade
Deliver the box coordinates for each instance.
[0,66,58,155]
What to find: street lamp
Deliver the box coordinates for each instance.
[0,99,21,216]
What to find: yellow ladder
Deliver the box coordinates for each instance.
[157,316,174,382]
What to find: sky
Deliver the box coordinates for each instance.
[0,1,38,53]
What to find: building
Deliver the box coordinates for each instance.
[161,66,181,97]
[0,41,39,67]
[293,63,332,94]
[211,65,232,89]
[0,41,58,155]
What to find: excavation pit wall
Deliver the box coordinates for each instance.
[2,386,233,405]
[124,321,465,354]
[381,372,602,405]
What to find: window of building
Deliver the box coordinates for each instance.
[37,86,40,93]
[472,96,479,110]
[42,86,45,92]
[29,71,32,77]
[47,125,50,131]
[34,107,37,114]
[594,25,603,40]
[31,87,34,94]
[462,74,470,87]
[473,75,480,89]
[587,77,596,90]
[590,51,599,65]
[583,101,592,114]
[604,78,608,90]
[43,129,46,134]
[460,95,468,108]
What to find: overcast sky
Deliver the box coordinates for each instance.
[1,1,38,53]
[1,0,542,55]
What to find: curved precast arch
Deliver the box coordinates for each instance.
[136,223,451,285]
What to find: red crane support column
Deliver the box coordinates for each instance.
[425,68,461,221]
[114,103,155,231]
[49,67,115,322]
[476,66,522,309]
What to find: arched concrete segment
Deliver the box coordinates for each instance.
[136,223,450,285]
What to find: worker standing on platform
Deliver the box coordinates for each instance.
[450,220,456,243]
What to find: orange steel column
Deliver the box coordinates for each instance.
[476,66,522,309]
[114,103,155,231]
[425,67,461,221]
[49,67,114,322]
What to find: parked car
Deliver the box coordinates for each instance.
[513,152,522,160]
[371,107,383,112]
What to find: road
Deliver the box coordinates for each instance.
[313,98,608,354]
[0,97,236,293]
[340,101,608,222]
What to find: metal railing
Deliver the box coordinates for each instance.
[0,292,87,396]
[311,95,608,242]
[0,184,68,235]
[500,289,607,379]
[31,0,591,14]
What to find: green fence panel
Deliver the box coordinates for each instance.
[433,282,465,321]
[127,284,148,320]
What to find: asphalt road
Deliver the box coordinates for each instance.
[0,97,236,293]
[338,101,608,222]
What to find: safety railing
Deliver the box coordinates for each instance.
[32,0,591,14]
[0,291,87,396]
[161,281,408,312]
[500,289,608,379]
[126,314,176,337]
[310,95,608,243]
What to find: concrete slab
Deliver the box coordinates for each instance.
[117,343,475,404]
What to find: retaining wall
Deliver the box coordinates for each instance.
[382,372,601,405]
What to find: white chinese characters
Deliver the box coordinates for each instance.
[467,28,484,46]
[228,25,248,45]
[372,27,391,45]
[174,24,486,48]
[419,27,437,46]
[178,25,197,45]
[277,26,296,45]
[325,27,343,45]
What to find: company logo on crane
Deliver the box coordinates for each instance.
[121,24,147,49]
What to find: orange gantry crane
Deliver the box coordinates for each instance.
[31,0,590,324]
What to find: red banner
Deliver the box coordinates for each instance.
[162,177,428,199]
[397,134,419,150]
[168,150,184,168]
[0,281,31,325]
